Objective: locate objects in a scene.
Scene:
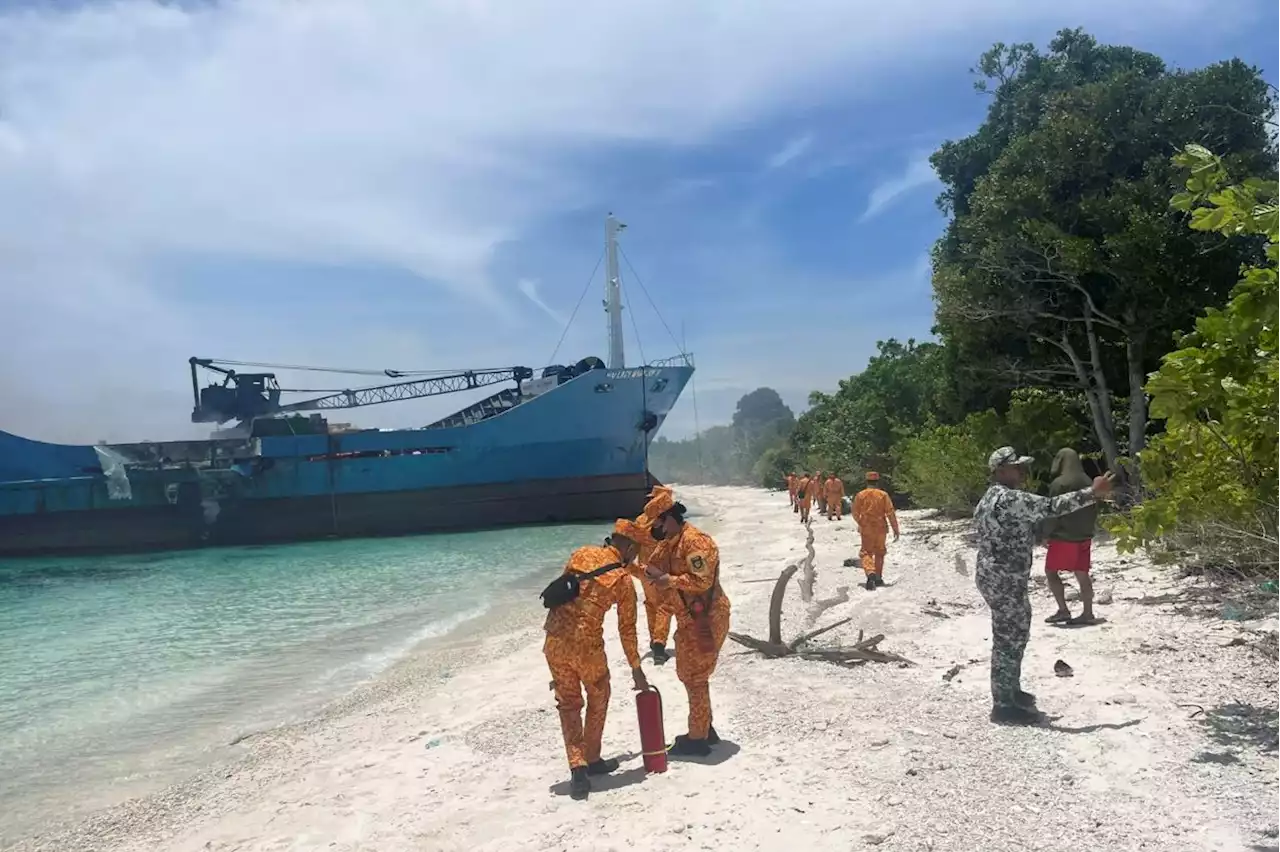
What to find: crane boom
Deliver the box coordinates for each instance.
[278,368,532,413]
[189,357,534,424]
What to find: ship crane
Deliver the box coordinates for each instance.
[189,357,534,425]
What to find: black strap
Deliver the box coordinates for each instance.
[579,561,623,581]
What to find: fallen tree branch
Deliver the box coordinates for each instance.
[789,616,854,650]
[767,564,799,645]
[728,567,915,667]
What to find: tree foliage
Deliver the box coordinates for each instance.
[895,389,1092,514]
[1108,146,1279,569]
[931,29,1275,485]
[791,339,958,482]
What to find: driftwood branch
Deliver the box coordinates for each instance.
[767,564,799,645]
[728,567,916,668]
[789,617,854,650]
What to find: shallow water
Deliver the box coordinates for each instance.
[0,523,604,838]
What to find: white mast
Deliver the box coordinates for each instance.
[604,213,626,369]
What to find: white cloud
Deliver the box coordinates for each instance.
[766,133,814,169]
[0,0,1235,442]
[858,155,939,222]
[516,278,567,326]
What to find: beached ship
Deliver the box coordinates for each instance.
[0,216,692,556]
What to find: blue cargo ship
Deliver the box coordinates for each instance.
[0,216,692,557]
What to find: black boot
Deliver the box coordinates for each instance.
[670,734,712,757]
[873,574,886,587]
[569,766,591,800]
[707,725,720,746]
[651,642,670,665]
[586,757,619,776]
[1014,690,1037,709]
[865,576,876,591]
[990,704,1045,726]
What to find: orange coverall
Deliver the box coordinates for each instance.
[636,488,675,647]
[824,476,845,520]
[543,544,642,769]
[812,472,826,515]
[786,474,797,510]
[852,487,900,577]
[651,523,730,740]
[796,476,813,522]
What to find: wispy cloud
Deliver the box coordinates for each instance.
[766,133,814,169]
[516,278,567,325]
[858,156,939,223]
[0,0,1238,442]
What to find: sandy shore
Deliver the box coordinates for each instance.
[9,486,1278,852]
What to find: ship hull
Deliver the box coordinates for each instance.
[0,472,654,557]
[0,363,692,557]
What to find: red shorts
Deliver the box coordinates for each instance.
[1045,539,1092,573]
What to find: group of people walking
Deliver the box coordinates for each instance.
[787,470,901,591]
[540,484,729,800]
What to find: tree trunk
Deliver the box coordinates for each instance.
[1125,332,1148,493]
[1056,332,1122,474]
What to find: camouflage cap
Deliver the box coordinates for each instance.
[988,446,1034,471]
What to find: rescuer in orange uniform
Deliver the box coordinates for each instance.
[645,501,730,757]
[786,473,798,511]
[796,472,813,523]
[825,473,845,520]
[544,519,650,800]
[813,470,827,516]
[852,471,900,590]
[636,485,675,665]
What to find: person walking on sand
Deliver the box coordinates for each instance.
[824,473,845,521]
[975,447,1113,725]
[645,501,730,757]
[635,485,676,664]
[1042,448,1102,627]
[852,471,899,590]
[544,520,650,800]
[796,472,813,524]
[813,470,827,516]
[787,472,799,512]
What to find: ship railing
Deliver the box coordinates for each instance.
[645,353,694,369]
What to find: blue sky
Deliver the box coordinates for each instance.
[0,0,1275,443]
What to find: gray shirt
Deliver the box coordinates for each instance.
[975,484,1097,582]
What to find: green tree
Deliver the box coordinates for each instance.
[895,388,1089,513]
[932,29,1275,485]
[730,387,795,474]
[1110,146,1278,570]
[790,339,958,479]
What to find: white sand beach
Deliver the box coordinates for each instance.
[12,486,1278,852]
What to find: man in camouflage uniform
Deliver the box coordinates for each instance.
[974,446,1113,724]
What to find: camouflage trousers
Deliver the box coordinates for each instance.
[975,570,1032,708]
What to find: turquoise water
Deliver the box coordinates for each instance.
[0,523,604,839]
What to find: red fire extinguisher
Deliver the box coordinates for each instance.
[636,685,668,773]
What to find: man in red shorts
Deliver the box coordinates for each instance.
[1043,448,1101,626]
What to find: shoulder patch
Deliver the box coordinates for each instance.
[690,554,706,572]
